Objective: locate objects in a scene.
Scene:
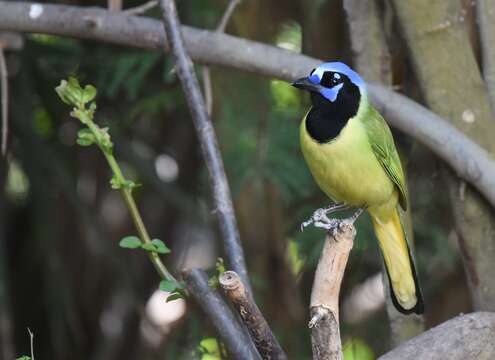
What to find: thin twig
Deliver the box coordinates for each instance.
[219,271,287,360]
[159,0,251,293]
[0,47,8,156]
[184,269,260,360]
[122,0,158,16]
[310,224,356,360]
[202,0,241,115]
[202,66,213,116]
[216,0,241,33]
[27,328,34,360]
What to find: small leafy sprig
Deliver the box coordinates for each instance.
[55,77,185,300]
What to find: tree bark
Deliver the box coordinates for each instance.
[379,312,495,360]
[391,0,495,311]
[158,0,251,293]
[184,269,260,360]
[309,224,356,360]
[219,271,287,360]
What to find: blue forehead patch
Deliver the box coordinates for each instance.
[309,74,320,84]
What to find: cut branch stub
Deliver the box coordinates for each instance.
[184,269,260,360]
[219,271,287,360]
[310,223,356,360]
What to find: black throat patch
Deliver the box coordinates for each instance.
[306,79,361,144]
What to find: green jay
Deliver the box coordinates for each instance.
[292,62,423,314]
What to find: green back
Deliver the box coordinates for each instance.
[363,106,408,210]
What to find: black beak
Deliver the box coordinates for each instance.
[291,77,320,92]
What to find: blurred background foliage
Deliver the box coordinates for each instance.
[1,0,469,359]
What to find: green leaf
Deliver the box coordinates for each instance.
[199,338,222,358]
[55,78,80,106]
[151,239,171,254]
[215,258,225,274]
[16,357,31,360]
[141,243,157,252]
[166,292,185,302]
[119,236,141,249]
[82,84,97,104]
[159,279,178,292]
[55,77,97,108]
[343,338,375,360]
[76,128,96,146]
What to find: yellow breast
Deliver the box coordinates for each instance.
[300,111,396,208]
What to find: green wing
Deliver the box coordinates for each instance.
[364,106,408,210]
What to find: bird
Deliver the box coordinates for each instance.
[292,61,423,315]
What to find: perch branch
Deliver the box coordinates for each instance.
[309,224,356,360]
[219,271,287,360]
[2,2,495,209]
[184,269,260,360]
[158,0,251,292]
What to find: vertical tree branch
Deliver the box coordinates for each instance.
[107,0,122,12]
[219,271,287,360]
[158,0,251,292]
[344,0,424,345]
[184,269,260,360]
[0,162,14,360]
[391,0,495,311]
[476,0,495,112]
[0,47,8,156]
[309,224,356,360]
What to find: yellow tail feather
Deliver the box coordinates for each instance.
[370,206,423,314]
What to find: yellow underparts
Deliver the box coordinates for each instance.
[300,105,417,310]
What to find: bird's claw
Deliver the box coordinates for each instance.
[300,206,364,235]
[301,207,333,232]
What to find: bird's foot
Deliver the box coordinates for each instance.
[328,208,365,237]
[301,206,365,238]
[300,203,349,232]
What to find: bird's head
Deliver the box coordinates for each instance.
[291,62,365,104]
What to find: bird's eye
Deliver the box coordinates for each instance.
[320,71,342,87]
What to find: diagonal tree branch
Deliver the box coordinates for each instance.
[1,2,495,211]
[157,0,251,293]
